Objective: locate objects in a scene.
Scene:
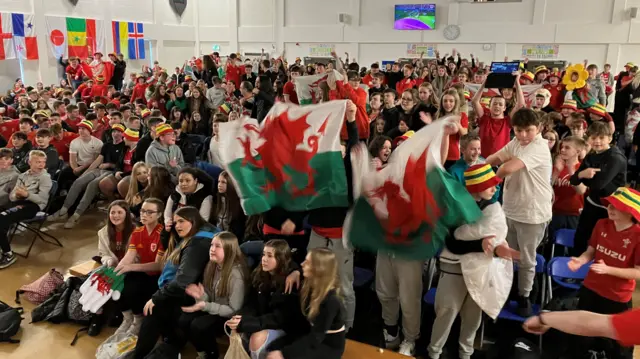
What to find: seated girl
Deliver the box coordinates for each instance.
[130,165,172,219]
[113,198,166,336]
[268,248,346,359]
[226,239,305,359]
[97,200,135,267]
[178,231,249,359]
[165,167,214,230]
[123,162,149,209]
[134,206,219,359]
[215,171,246,239]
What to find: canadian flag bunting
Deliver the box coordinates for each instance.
[0,12,39,60]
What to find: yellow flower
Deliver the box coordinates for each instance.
[562,64,589,91]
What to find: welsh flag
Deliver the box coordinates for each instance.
[345,116,482,260]
[294,70,344,105]
[219,101,349,215]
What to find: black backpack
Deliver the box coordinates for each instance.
[0,300,23,343]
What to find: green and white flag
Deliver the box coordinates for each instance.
[219,101,349,215]
[345,116,482,260]
[294,70,344,105]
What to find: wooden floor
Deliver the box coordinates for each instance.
[0,211,637,359]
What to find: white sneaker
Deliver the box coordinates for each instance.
[64,213,81,229]
[126,314,143,336]
[114,311,133,335]
[383,328,400,349]
[398,340,416,357]
[47,209,67,222]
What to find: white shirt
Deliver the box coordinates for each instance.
[496,134,553,224]
[70,136,103,166]
[208,137,223,167]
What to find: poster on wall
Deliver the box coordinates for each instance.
[521,44,559,59]
[406,43,437,58]
[309,43,334,57]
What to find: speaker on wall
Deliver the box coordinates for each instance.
[631,7,638,19]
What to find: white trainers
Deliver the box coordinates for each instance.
[383,328,400,349]
[64,213,81,229]
[47,209,67,222]
[114,311,133,335]
[398,340,416,357]
[126,314,143,336]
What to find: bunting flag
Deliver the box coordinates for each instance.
[46,16,105,59]
[111,21,145,59]
[0,13,39,60]
[345,116,482,260]
[218,101,349,215]
[293,70,345,105]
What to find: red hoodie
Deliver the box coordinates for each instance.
[329,81,369,140]
[130,83,149,104]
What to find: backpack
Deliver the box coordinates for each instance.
[0,300,24,343]
[16,268,64,304]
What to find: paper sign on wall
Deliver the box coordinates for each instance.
[407,44,437,58]
[521,44,559,59]
[309,43,334,57]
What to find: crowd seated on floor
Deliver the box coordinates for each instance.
[2,49,640,359]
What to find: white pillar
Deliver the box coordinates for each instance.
[193,0,201,56]
[532,0,547,25]
[229,0,239,53]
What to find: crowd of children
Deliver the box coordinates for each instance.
[0,48,639,359]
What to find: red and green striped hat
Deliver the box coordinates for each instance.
[561,99,578,111]
[123,128,139,142]
[602,187,640,222]
[587,103,607,118]
[464,164,502,194]
[155,123,174,137]
[111,124,125,132]
[78,120,94,132]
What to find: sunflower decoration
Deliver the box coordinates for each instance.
[562,64,589,91]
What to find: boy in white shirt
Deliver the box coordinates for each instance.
[487,108,553,316]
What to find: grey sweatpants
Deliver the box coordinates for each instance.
[64,169,110,214]
[308,230,356,329]
[375,252,423,342]
[506,218,547,297]
[428,263,482,359]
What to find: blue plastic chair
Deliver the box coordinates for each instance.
[551,229,576,258]
[8,180,63,258]
[546,256,591,301]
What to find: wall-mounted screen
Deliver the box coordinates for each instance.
[394,4,436,30]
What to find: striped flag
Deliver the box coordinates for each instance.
[45,16,105,59]
[112,21,145,59]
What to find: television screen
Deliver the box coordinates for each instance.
[394,4,436,30]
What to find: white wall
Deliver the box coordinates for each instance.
[1,0,640,86]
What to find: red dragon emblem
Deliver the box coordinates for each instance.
[237,109,329,197]
[369,148,441,244]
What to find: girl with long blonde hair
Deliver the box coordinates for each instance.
[124,162,149,207]
[266,248,346,359]
[436,88,469,168]
[179,231,248,359]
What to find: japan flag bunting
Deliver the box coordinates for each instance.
[0,13,15,60]
[11,13,38,60]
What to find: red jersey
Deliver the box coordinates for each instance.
[225,63,244,89]
[91,84,108,98]
[122,148,134,173]
[64,116,82,132]
[362,73,386,88]
[584,219,640,303]
[128,224,165,274]
[283,81,299,105]
[396,78,417,95]
[544,84,565,111]
[147,98,169,117]
[447,112,469,161]
[612,308,640,346]
[328,81,370,140]
[553,163,583,216]
[477,114,511,158]
[66,64,83,81]
[0,119,19,142]
[130,83,149,104]
[51,131,79,162]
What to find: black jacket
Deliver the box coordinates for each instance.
[152,224,219,307]
[33,145,60,178]
[252,90,275,123]
[570,146,626,204]
[136,133,153,162]
[263,206,307,234]
[175,132,197,164]
[110,60,126,87]
[14,142,33,173]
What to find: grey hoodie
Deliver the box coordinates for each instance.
[0,166,19,206]
[10,169,52,210]
[145,140,185,176]
[587,77,607,105]
[201,265,246,318]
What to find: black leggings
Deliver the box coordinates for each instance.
[571,287,633,359]
[134,301,183,359]
[119,272,159,315]
[0,201,40,253]
[178,312,226,355]
[571,200,608,256]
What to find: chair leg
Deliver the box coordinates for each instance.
[479,315,485,349]
[12,221,63,258]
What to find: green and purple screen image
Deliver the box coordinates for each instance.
[394,4,436,30]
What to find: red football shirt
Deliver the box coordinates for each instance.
[447,112,469,161]
[51,131,79,162]
[283,81,299,105]
[128,224,165,274]
[553,163,584,216]
[122,148,134,173]
[0,119,19,142]
[584,219,640,303]
[66,64,82,81]
[611,308,640,346]
[225,63,244,89]
[477,114,511,158]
